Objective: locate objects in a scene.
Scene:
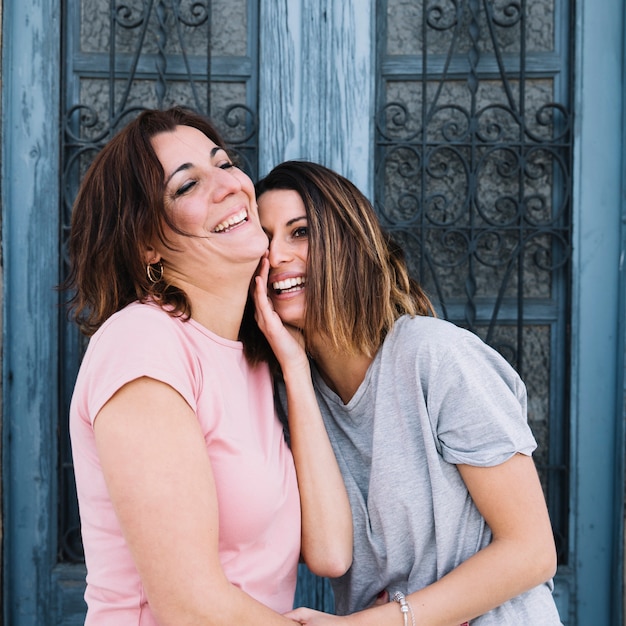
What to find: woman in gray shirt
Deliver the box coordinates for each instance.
[252,160,562,626]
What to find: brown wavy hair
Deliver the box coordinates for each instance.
[255,160,435,357]
[64,107,233,337]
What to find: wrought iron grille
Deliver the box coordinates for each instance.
[59,0,259,563]
[375,0,572,562]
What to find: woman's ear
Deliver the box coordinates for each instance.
[143,245,161,266]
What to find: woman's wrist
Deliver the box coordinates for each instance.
[281,356,313,385]
[392,591,416,626]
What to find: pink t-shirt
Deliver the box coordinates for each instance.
[70,302,301,624]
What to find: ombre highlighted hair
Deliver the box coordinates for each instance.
[255,160,435,357]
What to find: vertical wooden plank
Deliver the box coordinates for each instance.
[1,0,61,622]
[258,0,302,174]
[259,0,375,196]
[299,0,328,166]
[301,0,375,196]
[571,0,625,623]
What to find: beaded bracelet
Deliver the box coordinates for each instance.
[392,591,416,626]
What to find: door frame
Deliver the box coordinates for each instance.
[569,0,626,622]
[2,0,62,623]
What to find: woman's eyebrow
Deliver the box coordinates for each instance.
[286,216,307,226]
[165,162,192,186]
[164,147,226,185]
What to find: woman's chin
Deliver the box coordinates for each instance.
[271,299,305,329]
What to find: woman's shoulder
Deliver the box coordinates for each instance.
[102,300,173,325]
[390,314,472,347]
[86,301,190,360]
[388,315,516,375]
[379,315,458,374]
[74,303,203,425]
[95,301,181,336]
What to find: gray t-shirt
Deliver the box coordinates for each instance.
[283,315,561,624]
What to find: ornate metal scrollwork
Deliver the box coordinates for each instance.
[376,0,572,351]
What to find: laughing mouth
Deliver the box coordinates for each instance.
[213,209,248,233]
[272,276,306,295]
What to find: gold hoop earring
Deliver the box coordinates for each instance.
[146,261,164,284]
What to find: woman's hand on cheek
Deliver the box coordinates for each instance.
[253,255,307,368]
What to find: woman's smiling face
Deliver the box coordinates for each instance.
[150,124,268,288]
[257,188,309,329]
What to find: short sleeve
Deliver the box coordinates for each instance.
[77,304,201,423]
[427,331,537,467]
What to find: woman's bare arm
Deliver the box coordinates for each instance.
[95,376,299,625]
[286,453,556,626]
[254,257,353,577]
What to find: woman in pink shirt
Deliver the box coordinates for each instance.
[65,107,351,625]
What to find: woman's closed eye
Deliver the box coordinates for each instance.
[174,180,197,197]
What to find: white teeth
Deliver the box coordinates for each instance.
[213,209,247,233]
[272,276,306,293]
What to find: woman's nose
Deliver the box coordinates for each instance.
[212,166,244,202]
[268,237,292,266]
